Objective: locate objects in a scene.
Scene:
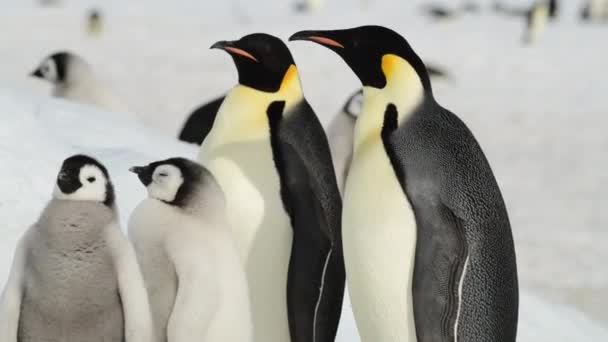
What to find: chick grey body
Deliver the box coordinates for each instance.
[0,155,153,342]
[18,200,123,341]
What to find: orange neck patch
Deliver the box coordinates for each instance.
[280,64,299,90]
[381,54,400,80]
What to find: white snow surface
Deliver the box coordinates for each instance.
[0,0,607,339]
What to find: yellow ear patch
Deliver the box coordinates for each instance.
[381,54,403,80]
[280,64,299,90]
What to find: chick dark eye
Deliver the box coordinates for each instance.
[158,173,168,177]
[87,177,96,183]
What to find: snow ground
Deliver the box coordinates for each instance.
[0,0,607,339]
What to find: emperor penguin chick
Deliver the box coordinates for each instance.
[30,51,131,114]
[128,158,252,342]
[0,154,154,342]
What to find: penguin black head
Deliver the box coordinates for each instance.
[211,33,296,93]
[290,25,432,93]
[548,0,558,18]
[30,51,72,84]
[53,154,115,207]
[130,158,211,208]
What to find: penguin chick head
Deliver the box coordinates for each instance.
[130,158,217,210]
[211,33,296,93]
[30,51,91,85]
[343,89,363,119]
[53,154,115,206]
[290,25,432,92]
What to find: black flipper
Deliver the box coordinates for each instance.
[178,95,224,144]
[267,100,345,342]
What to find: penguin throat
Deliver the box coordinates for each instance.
[353,55,425,154]
[201,66,303,149]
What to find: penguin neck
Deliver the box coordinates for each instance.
[353,54,427,155]
[206,65,303,146]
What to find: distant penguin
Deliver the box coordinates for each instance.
[547,0,559,18]
[291,25,518,342]
[423,4,459,20]
[581,0,608,21]
[524,1,550,44]
[326,90,362,196]
[178,95,224,145]
[294,0,324,13]
[200,33,344,342]
[87,8,103,36]
[0,155,154,342]
[128,158,252,342]
[30,51,131,114]
[328,67,447,195]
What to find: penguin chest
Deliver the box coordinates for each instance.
[199,139,292,261]
[199,137,293,342]
[342,138,418,341]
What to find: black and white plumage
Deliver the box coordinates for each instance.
[0,155,153,342]
[199,33,344,342]
[291,25,518,342]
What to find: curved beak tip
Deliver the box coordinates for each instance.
[210,41,228,50]
[289,31,309,41]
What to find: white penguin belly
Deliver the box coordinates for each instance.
[343,139,418,342]
[199,143,292,342]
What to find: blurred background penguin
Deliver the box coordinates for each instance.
[87,8,103,37]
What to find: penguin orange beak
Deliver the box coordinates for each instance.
[210,40,259,62]
[289,31,345,49]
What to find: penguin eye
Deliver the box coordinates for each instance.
[158,173,168,177]
[87,177,96,183]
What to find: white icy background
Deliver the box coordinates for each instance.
[0,0,607,340]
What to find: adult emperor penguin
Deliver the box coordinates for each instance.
[0,155,154,342]
[199,33,344,342]
[128,158,252,342]
[30,51,131,113]
[291,26,519,341]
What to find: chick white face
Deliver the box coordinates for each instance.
[139,164,184,203]
[53,156,112,204]
[34,58,60,83]
[344,89,363,118]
